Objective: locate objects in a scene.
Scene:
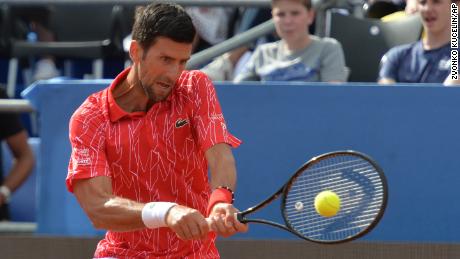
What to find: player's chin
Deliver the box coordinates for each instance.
[161,87,173,96]
[152,90,170,102]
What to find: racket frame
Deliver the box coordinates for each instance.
[236,150,388,244]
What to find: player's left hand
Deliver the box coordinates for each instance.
[207,203,248,237]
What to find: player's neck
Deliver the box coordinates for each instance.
[113,71,149,113]
[423,28,450,50]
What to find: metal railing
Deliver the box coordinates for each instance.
[183,0,358,68]
[1,0,271,7]
[0,222,37,235]
[1,0,359,100]
[187,19,275,70]
[0,100,34,113]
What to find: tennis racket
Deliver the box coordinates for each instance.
[236,150,388,244]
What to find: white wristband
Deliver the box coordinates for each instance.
[141,202,177,229]
[0,185,11,203]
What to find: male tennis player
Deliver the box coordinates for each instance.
[66,3,247,258]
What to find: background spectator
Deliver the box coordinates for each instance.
[11,6,60,83]
[186,6,237,52]
[200,7,276,81]
[0,86,34,221]
[233,0,348,82]
[378,0,455,84]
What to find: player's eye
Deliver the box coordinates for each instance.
[161,56,172,63]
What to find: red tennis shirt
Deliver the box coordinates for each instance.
[66,67,241,258]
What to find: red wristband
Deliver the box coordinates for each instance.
[206,186,234,216]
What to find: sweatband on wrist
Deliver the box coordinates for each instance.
[206,186,234,216]
[0,185,11,203]
[141,202,177,229]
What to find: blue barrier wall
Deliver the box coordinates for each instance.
[22,80,460,242]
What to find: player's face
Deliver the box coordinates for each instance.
[272,0,314,42]
[418,0,452,35]
[135,37,192,103]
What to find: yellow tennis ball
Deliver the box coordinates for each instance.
[314,190,341,217]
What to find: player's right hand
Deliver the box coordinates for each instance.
[165,205,210,240]
[206,203,248,237]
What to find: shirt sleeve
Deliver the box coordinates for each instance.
[190,71,242,152]
[320,39,349,82]
[66,106,110,193]
[378,47,401,82]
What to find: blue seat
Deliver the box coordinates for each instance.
[6,4,126,98]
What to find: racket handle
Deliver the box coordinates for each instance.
[206,213,243,230]
[235,212,245,223]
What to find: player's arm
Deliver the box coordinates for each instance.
[0,130,35,205]
[72,176,145,231]
[206,143,237,190]
[205,143,248,237]
[68,114,145,232]
[73,176,209,239]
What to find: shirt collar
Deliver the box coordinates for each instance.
[107,67,180,122]
[108,67,146,122]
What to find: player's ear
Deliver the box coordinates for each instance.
[129,40,142,63]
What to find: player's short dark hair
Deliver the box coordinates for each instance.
[131,3,196,50]
[272,0,313,10]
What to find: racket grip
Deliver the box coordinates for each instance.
[235,212,245,223]
[206,213,243,230]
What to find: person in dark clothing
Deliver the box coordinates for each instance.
[0,86,34,220]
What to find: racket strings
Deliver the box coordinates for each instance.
[287,162,375,191]
[283,154,385,242]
